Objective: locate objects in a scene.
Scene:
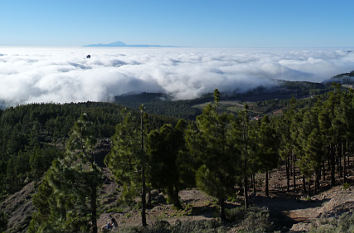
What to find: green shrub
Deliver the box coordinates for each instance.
[309,211,354,233]
[0,210,7,232]
[238,207,273,233]
[172,220,225,233]
[225,206,245,223]
[342,182,350,190]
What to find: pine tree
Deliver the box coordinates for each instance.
[319,90,340,187]
[278,99,296,192]
[139,105,147,227]
[147,120,188,209]
[302,128,324,194]
[247,120,262,195]
[106,106,148,226]
[28,113,103,233]
[290,109,303,191]
[186,89,239,221]
[239,104,250,208]
[341,90,354,182]
[257,115,279,197]
[297,103,323,194]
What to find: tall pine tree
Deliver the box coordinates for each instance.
[147,120,188,209]
[28,113,103,233]
[106,106,148,226]
[257,115,279,197]
[186,89,240,221]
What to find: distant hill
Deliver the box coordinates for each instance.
[84,41,176,48]
[114,79,331,119]
[323,70,354,85]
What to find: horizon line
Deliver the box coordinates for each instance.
[1,45,354,49]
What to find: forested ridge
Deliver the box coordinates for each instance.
[0,102,174,197]
[113,80,331,119]
[0,86,353,233]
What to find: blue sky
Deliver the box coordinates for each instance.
[1,0,354,47]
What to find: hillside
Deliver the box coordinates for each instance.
[114,79,330,119]
[324,71,354,85]
[95,160,354,233]
[2,156,352,233]
[1,82,354,233]
[0,102,173,232]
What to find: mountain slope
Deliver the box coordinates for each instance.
[323,71,354,85]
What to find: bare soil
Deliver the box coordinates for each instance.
[2,157,353,233]
[1,182,35,233]
[97,157,354,232]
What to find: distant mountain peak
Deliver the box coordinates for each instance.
[107,41,127,46]
[84,41,176,48]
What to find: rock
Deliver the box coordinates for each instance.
[0,182,35,233]
[150,190,166,205]
[290,222,311,232]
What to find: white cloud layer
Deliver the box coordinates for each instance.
[0,47,353,106]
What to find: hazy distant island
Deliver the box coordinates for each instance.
[84,41,177,47]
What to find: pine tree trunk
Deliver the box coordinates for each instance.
[174,187,182,209]
[147,189,152,209]
[343,152,347,183]
[140,108,147,227]
[244,173,249,209]
[286,156,290,192]
[290,156,293,176]
[242,108,249,209]
[293,153,296,191]
[330,145,335,187]
[141,165,147,226]
[250,174,253,193]
[89,156,98,233]
[340,143,343,178]
[252,173,256,195]
[315,168,320,194]
[265,170,269,197]
[302,175,306,194]
[335,145,338,173]
[308,179,311,196]
[168,186,182,209]
[91,184,97,233]
[219,198,226,222]
[322,160,326,181]
[344,140,350,168]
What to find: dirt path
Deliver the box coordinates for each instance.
[288,185,354,232]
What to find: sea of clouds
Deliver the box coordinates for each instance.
[0,47,353,106]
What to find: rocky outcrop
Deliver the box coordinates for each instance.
[0,182,35,233]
